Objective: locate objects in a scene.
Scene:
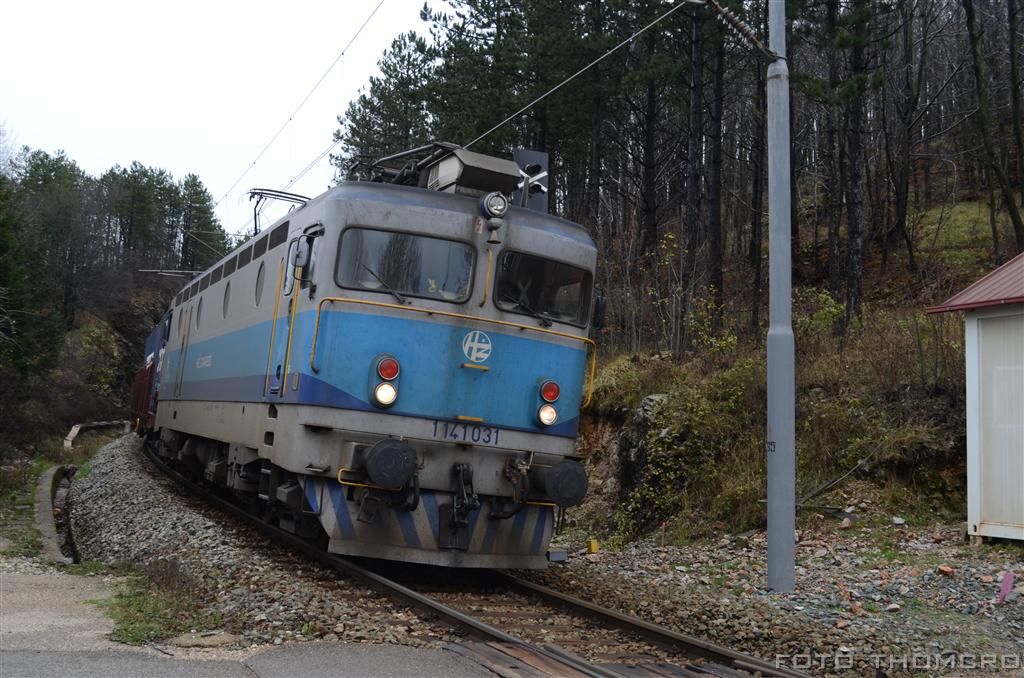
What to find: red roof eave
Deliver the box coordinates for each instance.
[927,296,1024,314]
[927,252,1024,314]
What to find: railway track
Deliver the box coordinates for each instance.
[141,445,810,678]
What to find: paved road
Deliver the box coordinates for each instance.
[0,577,489,678]
[1,644,489,678]
[1,462,492,677]
[0,572,490,677]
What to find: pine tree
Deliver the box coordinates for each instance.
[180,174,227,270]
[332,32,434,179]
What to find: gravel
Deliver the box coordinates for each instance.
[69,435,459,649]
[0,555,66,576]
[65,435,1024,675]
[531,515,1024,676]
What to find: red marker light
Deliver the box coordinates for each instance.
[540,380,560,403]
[377,357,400,381]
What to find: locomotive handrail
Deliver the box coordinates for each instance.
[478,248,493,308]
[309,296,597,408]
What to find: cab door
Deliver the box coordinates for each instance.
[265,241,299,399]
[174,305,192,398]
[264,232,318,400]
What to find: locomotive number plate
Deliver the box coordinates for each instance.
[431,420,501,445]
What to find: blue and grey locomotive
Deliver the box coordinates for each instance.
[135,144,598,568]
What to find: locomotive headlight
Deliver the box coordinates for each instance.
[374,382,398,407]
[481,191,509,218]
[537,404,558,426]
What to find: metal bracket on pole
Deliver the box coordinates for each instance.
[704,0,777,61]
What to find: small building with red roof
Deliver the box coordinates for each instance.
[929,252,1024,541]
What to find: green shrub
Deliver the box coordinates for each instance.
[595,300,967,542]
[615,358,765,538]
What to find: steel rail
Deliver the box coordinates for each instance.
[495,573,811,678]
[141,444,615,677]
[142,444,808,678]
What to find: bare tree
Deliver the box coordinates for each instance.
[962,0,1024,253]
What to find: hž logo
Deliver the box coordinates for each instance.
[461,330,492,363]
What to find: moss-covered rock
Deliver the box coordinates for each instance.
[577,303,966,544]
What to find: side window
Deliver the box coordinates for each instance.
[222,282,231,319]
[300,235,319,290]
[283,240,298,296]
[255,262,266,306]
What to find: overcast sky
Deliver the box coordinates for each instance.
[1,0,430,239]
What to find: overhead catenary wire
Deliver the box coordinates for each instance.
[463,0,774,150]
[226,138,341,239]
[214,0,388,209]
[283,138,342,192]
[224,0,769,238]
[183,226,227,257]
[464,0,696,150]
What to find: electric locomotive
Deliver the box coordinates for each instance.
[134,144,599,568]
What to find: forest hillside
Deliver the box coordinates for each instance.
[329,0,1022,538]
[3,0,1023,540]
[0,138,229,452]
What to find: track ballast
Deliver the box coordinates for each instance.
[142,443,809,678]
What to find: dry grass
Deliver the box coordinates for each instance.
[587,291,967,541]
[0,429,121,556]
[97,558,222,644]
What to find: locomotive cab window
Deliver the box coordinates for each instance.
[299,235,319,291]
[284,234,318,295]
[283,240,298,296]
[335,228,474,303]
[494,252,592,327]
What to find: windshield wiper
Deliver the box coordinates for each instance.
[362,265,407,305]
[499,295,552,327]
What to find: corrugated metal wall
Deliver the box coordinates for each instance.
[979,313,1024,533]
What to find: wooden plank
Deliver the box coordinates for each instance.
[448,642,549,678]
[489,641,592,678]
[469,609,577,619]
[536,638,589,646]
[591,654,664,664]
[491,623,580,634]
[688,663,753,678]
[643,662,716,677]
[600,664,671,677]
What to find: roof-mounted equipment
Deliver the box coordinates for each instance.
[422,147,519,197]
[367,142,520,199]
[247,188,310,236]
